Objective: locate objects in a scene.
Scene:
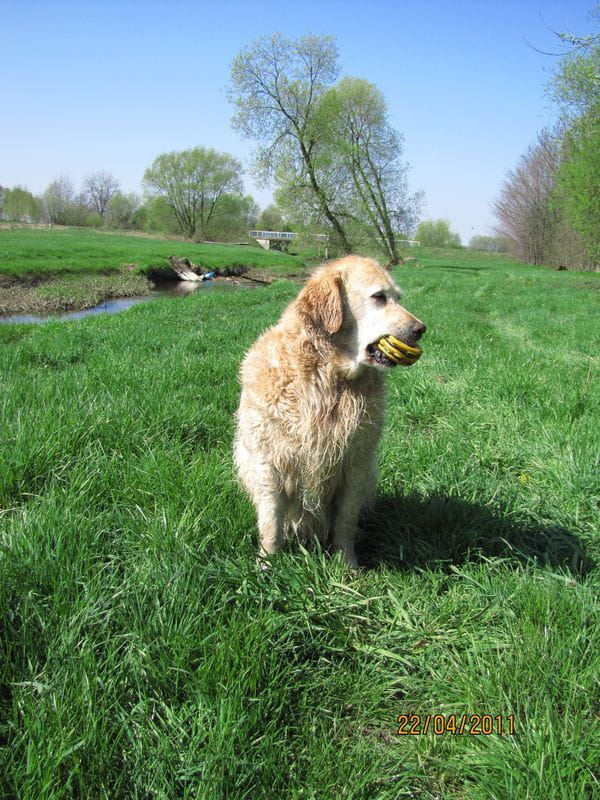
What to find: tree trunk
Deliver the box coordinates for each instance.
[299,140,354,254]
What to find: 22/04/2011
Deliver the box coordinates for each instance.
[397,713,516,736]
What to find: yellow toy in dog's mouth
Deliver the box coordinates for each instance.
[372,334,422,367]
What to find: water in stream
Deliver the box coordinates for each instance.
[0,280,243,325]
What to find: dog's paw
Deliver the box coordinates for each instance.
[256,553,272,572]
[332,546,359,570]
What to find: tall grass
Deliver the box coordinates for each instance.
[0,253,599,798]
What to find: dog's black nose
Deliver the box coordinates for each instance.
[412,321,426,340]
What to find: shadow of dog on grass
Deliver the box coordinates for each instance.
[357,492,594,576]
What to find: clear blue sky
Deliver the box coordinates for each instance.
[1,0,594,243]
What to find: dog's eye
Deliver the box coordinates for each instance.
[371,291,387,305]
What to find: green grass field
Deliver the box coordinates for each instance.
[1,249,599,798]
[0,226,307,277]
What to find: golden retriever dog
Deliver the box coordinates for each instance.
[234,255,426,568]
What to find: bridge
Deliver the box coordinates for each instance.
[248,230,328,251]
[248,230,419,252]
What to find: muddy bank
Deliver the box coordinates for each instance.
[0,273,153,316]
[0,265,304,317]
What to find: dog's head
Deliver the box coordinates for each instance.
[295,255,426,375]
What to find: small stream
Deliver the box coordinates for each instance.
[0,279,250,325]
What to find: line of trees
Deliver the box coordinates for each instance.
[494,7,599,269]
[9,17,597,266]
[0,156,259,242]
[2,33,428,253]
[0,172,145,229]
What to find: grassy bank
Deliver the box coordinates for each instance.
[0,226,307,277]
[0,254,599,798]
[0,226,308,314]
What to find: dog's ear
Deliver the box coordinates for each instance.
[296,271,343,334]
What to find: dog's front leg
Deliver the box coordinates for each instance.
[332,463,376,569]
[332,500,361,568]
[256,488,285,562]
[236,436,285,563]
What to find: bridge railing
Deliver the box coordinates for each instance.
[249,230,296,240]
[249,230,419,247]
[249,230,329,241]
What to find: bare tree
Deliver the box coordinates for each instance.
[82,171,120,218]
[43,176,78,225]
[493,129,563,264]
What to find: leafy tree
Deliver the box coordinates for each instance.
[106,192,142,229]
[549,48,600,117]
[256,204,286,232]
[415,219,461,248]
[229,33,353,252]
[205,194,259,242]
[230,34,422,264]
[2,186,39,222]
[555,103,600,263]
[315,77,422,264]
[544,7,600,265]
[546,5,600,118]
[142,197,181,234]
[83,212,104,228]
[83,171,120,218]
[143,147,243,239]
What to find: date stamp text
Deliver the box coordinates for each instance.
[397,714,516,736]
